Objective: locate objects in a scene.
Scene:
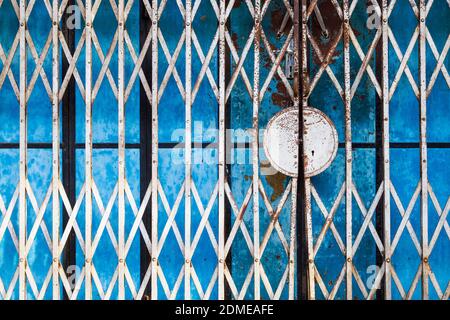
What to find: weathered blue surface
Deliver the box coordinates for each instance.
[0,0,448,300]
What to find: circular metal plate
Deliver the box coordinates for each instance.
[263,107,338,178]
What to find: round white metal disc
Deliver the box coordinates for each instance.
[263,107,338,178]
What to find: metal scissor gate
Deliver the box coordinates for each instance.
[0,0,448,300]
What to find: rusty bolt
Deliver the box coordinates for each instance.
[423,257,428,263]
[386,258,391,263]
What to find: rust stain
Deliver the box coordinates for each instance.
[271,81,290,108]
[254,6,294,109]
[233,0,242,8]
[265,171,288,202]
[231,32,240,51]
[311,1,342,65]
[270,8,292,38]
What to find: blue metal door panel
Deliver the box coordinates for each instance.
[0,0,448,300]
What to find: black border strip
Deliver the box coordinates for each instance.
[139,1,152,300]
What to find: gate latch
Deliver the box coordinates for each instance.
[285,39,294,80]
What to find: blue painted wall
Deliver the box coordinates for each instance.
[0,0,448,299]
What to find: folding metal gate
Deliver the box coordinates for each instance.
[0,0,448,300]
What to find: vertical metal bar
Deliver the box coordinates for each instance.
[252,0,261,301]
[296,0,314,301]
[117,0,126,300]
[304,178,314,299]
[62,0,77,301]
[150,0,159,300]
[293,0,301,301]
[52,0,60,300]
[381,0,391,300]
[289,179,297,299]
[224,1,232,300]
[19,0,28,301]
[218,0,226,300]
[419,0,429,300]
[85,0,93,300]
[185,0,193,300]
[140,0,152,300]
[343,0,353,300]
